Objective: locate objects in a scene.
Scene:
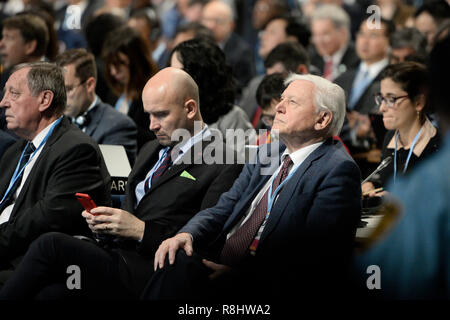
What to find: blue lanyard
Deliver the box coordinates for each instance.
[0,118,62,205]
[265,158,298,220]
[393,127,423,184]
[146,147,170,190]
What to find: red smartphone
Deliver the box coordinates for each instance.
[75,193,97,213]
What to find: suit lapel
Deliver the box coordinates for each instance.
[258,139,332,245]
[221,143,285,234]
[136,139,207,205]
[0,141,25,199]
[10,117,69,215]
[84,103,103,137]
[128,142,162,198]
[222,172,272,234]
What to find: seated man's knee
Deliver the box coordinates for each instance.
[29,232,74,256]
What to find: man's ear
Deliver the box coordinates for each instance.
[38,90,54,112]
[24,39,37,56]
[314,110,332,131]
[184,99,197,119]
[85,77,96,94]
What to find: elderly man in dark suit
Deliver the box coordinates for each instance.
[148,73,362,301]
[309,4,360,81]
[0,62,111,280]
[0,67,243,299]
[56,48,138,165]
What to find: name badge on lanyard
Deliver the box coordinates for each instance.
[393,127,423,185]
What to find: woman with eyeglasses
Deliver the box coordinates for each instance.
[361,61,440,197]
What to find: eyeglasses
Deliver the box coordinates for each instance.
[65,80,87,95]
[374,93,409,108]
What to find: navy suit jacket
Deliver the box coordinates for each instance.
[179,138,361,294]
[335,66,384,114]
[84,100,137,165]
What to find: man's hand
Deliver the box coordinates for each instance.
[362,181,375,196]
[81,207,145,241]
[202,259,231,280]
[153,233,193,271]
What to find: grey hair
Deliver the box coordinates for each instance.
[390,28,427,55]
[13,62,67,116]
[311,4,350,33]
[284,73,346,136]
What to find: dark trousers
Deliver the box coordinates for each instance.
[0,232,144,300]
[141,250,261,301]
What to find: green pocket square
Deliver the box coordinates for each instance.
[180,170,196,181]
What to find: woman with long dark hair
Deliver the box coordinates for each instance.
[102,26,158,150]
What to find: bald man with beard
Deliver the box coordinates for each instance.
[0,68,243,300]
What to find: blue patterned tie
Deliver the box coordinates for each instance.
[348,69,370,110]
[0,142,36,212]
[144,149,172,193]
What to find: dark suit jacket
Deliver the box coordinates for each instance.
[0,130,15,161]
[85,99,137,165]
[309,43,360,79]
[223,32,255,94]
[115,136,243,294]
[335,66,384,114]
[0,109,17,160]
[121,137,243,257]
[0,117,111,265]
[179,138,361,296]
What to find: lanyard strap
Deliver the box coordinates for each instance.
[393,127,423,184]
[0,118,62,204]
[266,159,299,219]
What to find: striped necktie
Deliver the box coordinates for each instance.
[219,155,293,266]
[144,149,172,193]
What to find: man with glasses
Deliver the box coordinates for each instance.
[56,49,138,165]
[335,17,395,176]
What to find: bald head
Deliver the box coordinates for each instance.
[145,67,200,106]
[143,67,203,146]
